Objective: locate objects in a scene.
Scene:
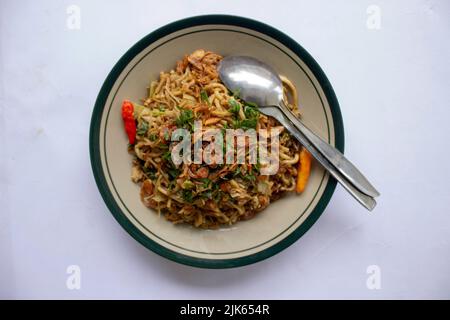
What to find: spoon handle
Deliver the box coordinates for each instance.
[262,106,377,210]
[279,101,380,198]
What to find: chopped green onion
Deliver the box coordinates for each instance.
[200,90,210,105]
[228,98,240,114]
[181,189,194,203]
[136,120,149,136]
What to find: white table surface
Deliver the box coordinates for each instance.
[1,0,449,299]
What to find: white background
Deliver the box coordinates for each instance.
[1,0,449,299]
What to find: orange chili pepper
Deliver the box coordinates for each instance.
[296,148,312,193]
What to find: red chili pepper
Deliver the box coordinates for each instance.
[121,100,136,144]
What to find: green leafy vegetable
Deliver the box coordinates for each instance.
[232,118,258,130]
[136,120,149,136]
[244,101,258,108]
[244,105,259,119]
[228,98,240,114]
[175,108,194,131]
[168,168,180,180]
[243,172,256,183]
[200,90,210,105]
[162,150,172,162]
[181,189,194,203]
[242,118,258,129]
[198,178,211,188]
[232,104,260,129]
[143,167,157,180]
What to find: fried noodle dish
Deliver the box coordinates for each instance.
[121,50,312,228]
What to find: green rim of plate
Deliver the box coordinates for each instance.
[89,14,345,269]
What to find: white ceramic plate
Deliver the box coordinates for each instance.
[90,15,344,268]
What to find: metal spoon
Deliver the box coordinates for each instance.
[217,55,380,210]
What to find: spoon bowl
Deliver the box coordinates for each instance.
[218,56,283,107]
[218,55,380,210]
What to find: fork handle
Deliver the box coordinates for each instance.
[279,101,380,198]
[268,106,377,211]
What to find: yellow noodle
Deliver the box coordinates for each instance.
[128,50,305,228]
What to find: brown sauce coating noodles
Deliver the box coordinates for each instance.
[127,49,305,228]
